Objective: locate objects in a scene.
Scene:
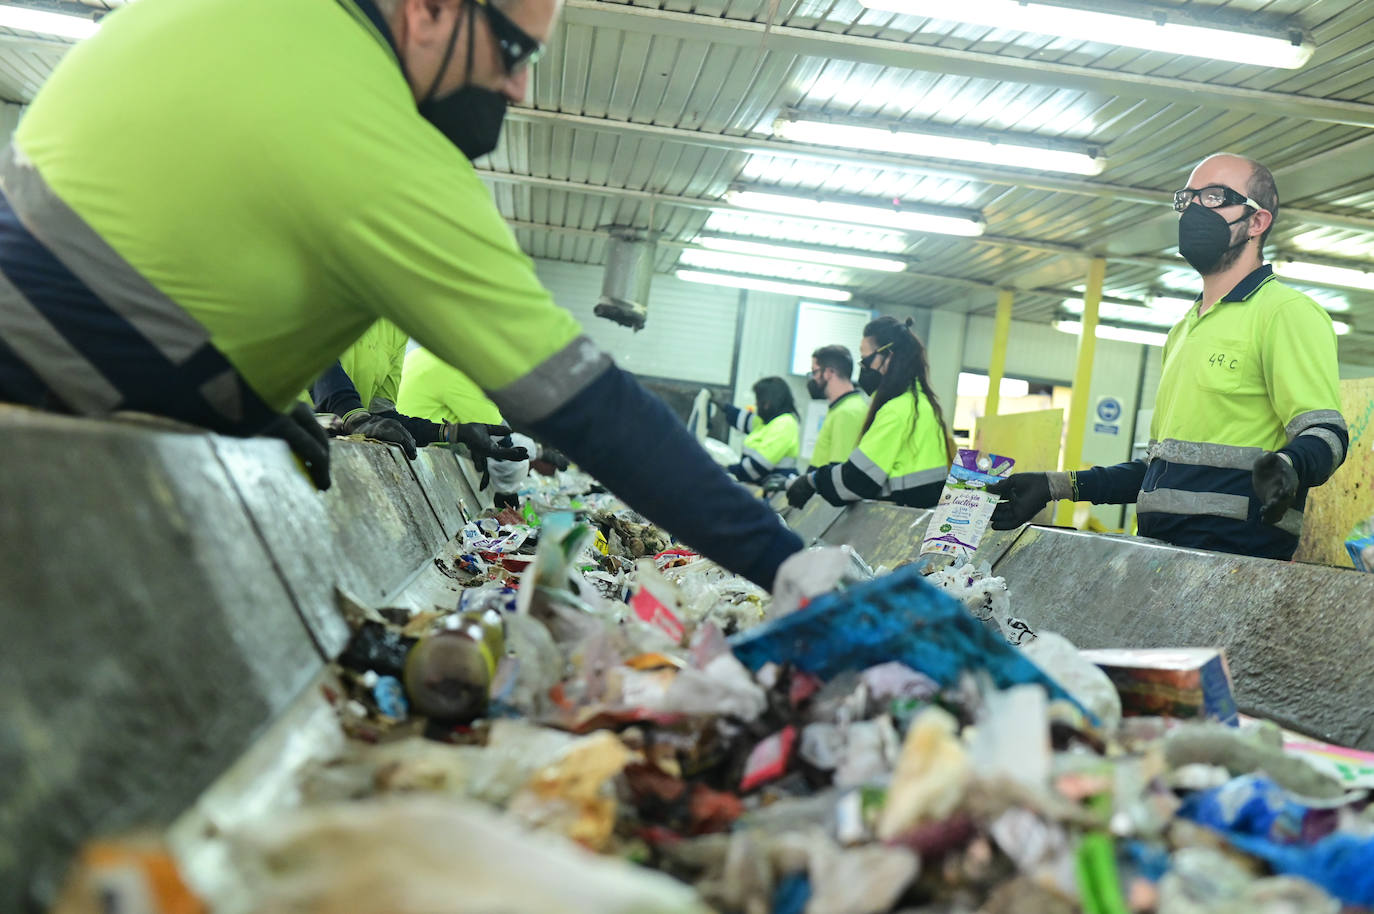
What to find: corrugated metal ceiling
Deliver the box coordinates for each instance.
[2,0,1374,363]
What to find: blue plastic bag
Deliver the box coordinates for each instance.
[1180,774,1374,905]
[729,566,1093,721]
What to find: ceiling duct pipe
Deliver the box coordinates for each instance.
[594,227,657,330]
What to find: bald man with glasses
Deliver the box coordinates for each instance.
[991,153,1347,562]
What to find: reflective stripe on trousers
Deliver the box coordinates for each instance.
[1137,487,1304,537]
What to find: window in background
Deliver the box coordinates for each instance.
[791,301,874,377]
[951,371,1063,444]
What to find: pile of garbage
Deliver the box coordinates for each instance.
[55,482,1374,914]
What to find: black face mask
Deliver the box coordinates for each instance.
[413,2,509,161]
[858,366,882,396]
[806,377,827,400]
[420,86,508,161]
[1178,204,1252,276]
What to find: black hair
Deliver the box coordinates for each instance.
[811,344,854,381]
[860,316,955,462]
[752,376,798,425]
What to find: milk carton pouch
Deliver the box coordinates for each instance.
[920,449,1014,566]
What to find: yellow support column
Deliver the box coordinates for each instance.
[1056,257,1105,526]
[985,289,1014,417]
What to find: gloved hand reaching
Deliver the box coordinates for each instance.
[987,473,1053,530]
[1252,451,1299,525]
[443,422,530,489]
[786,472,815,509]
[263,402,332,490]
[343,408,418,459]
[443,422,530,463]
[709,399,739,426]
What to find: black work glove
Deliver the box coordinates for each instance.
[1253,451,1299,525]
[443,422,529,489]
[530,446,570,478]
[493,491,521,511]
[988,473,1052,530]
[343,409,418,459]
[786,472,815,509]
[263,402,331,490]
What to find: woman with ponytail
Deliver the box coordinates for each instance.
[787,316,955,509]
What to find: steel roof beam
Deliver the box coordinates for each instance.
[484,168,1374,300]
[503,108,1374,235]
[561,0,1374,130]
[480,167,1165,267]
[506,217,1133,305]
[0,32,73,53]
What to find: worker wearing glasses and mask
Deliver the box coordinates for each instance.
[788,316,956,510]
[803,344,868,472]
[990,154,1347,561]
[0,0,803,591]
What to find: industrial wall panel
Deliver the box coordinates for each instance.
[533,259,738,385]
[731,289,809,412]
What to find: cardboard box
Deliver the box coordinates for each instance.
[1077,647,1238,726]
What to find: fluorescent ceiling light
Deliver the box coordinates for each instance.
[1332,320,1351,336]
[957,372,1030,398]
[1062,298,1190,328]
[1277,260,1374,295]
[703,210,910,254]
[678,249,850,285]
[1054,320,1168,348]
[857,0,1312,69]
[773,119,1104,176]
[725,189,984,237]
[696,235,906,273]
[0,3,100,39]
[676,269,852,302]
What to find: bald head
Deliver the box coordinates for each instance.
[1188,153,1280,251]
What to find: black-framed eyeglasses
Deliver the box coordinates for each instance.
[1172,184,1265,214]
[474,0,544,75]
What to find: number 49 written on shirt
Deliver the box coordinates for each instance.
[1208,352,1239,371]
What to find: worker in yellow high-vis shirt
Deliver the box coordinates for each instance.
[717,377,802,485]
[395,344,561,505]
[788,317,955,510]
[991,154,1347,561]
[395,344,505,427]
[309,321,525,467]
[0,0,801,589]
[804,344,867,470]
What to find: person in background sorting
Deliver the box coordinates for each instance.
[307,320,526,468]
[395,344,567,506]
[717,376,802,485]
[788,316,955,509]
[805,343,867,471]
